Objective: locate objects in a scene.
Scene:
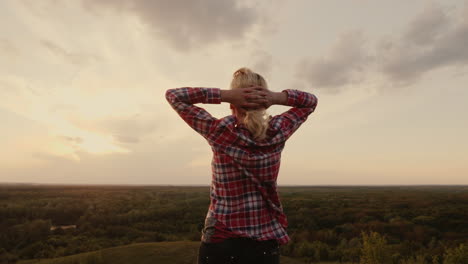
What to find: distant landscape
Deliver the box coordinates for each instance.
[1,184,467,264]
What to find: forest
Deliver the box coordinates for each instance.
[0,184,467,263]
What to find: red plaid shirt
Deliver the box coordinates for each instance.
[165,87,318,245]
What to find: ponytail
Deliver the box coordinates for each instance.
[244,110,269,140]
[231,67,271,141]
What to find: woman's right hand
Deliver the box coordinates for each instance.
[249,86,274,109]
[222,86,269,110]
[245,86,287,109]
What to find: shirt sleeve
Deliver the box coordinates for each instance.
[165,87,222,138]
[270,89,318,140]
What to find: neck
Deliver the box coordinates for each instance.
[231,108,245,121]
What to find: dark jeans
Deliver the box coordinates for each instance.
[197,237,280,264]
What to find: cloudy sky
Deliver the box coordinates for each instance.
[1,0,467,185]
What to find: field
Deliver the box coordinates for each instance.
[17,241,312,264]
[1,185,467,263]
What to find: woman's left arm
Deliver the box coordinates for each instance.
[166,87,222,138]
[166,87,267,138]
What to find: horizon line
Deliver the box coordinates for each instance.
[1,181,467,187]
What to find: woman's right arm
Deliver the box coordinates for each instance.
[256,88,317,109]
[261,88,318,139]
[270,89,318,109]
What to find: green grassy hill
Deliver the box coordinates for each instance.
[18,241,312,264]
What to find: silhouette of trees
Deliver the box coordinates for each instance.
[0,185,466,262]
[443,243,468,264]
[359,231,391,264]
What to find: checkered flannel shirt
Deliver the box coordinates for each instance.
[165,87,318,245]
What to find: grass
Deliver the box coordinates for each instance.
[18,241,322,264]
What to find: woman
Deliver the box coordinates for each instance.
[165,67,318,264]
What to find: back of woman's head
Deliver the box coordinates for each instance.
[230,67,270,141]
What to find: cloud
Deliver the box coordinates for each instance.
[113,134,139,144]
[0,38,19,57]
[378,3,468,83]
[295,31,369,92]
[59,135,83,143]
[99,114,157,144]
[40,39,101,66]
[403,4,450,46]
[249,49,273,75]
[68,112,159,145]
[31,151,79,163]
[80,0,261,51]
[295,3,468,91]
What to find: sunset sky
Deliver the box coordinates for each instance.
[1,0,467,185]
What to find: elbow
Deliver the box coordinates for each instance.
[313,94,318,110]
[165,88,176,102]
[309,94,318,112]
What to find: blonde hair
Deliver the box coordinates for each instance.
[230,67,270,141]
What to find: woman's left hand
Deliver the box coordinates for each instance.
[222,86,268,110]
[244,86,274,109]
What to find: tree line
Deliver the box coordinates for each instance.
[0,185,467,263]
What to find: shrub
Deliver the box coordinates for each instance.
[443,243,468,264]
[359,231,392,264]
